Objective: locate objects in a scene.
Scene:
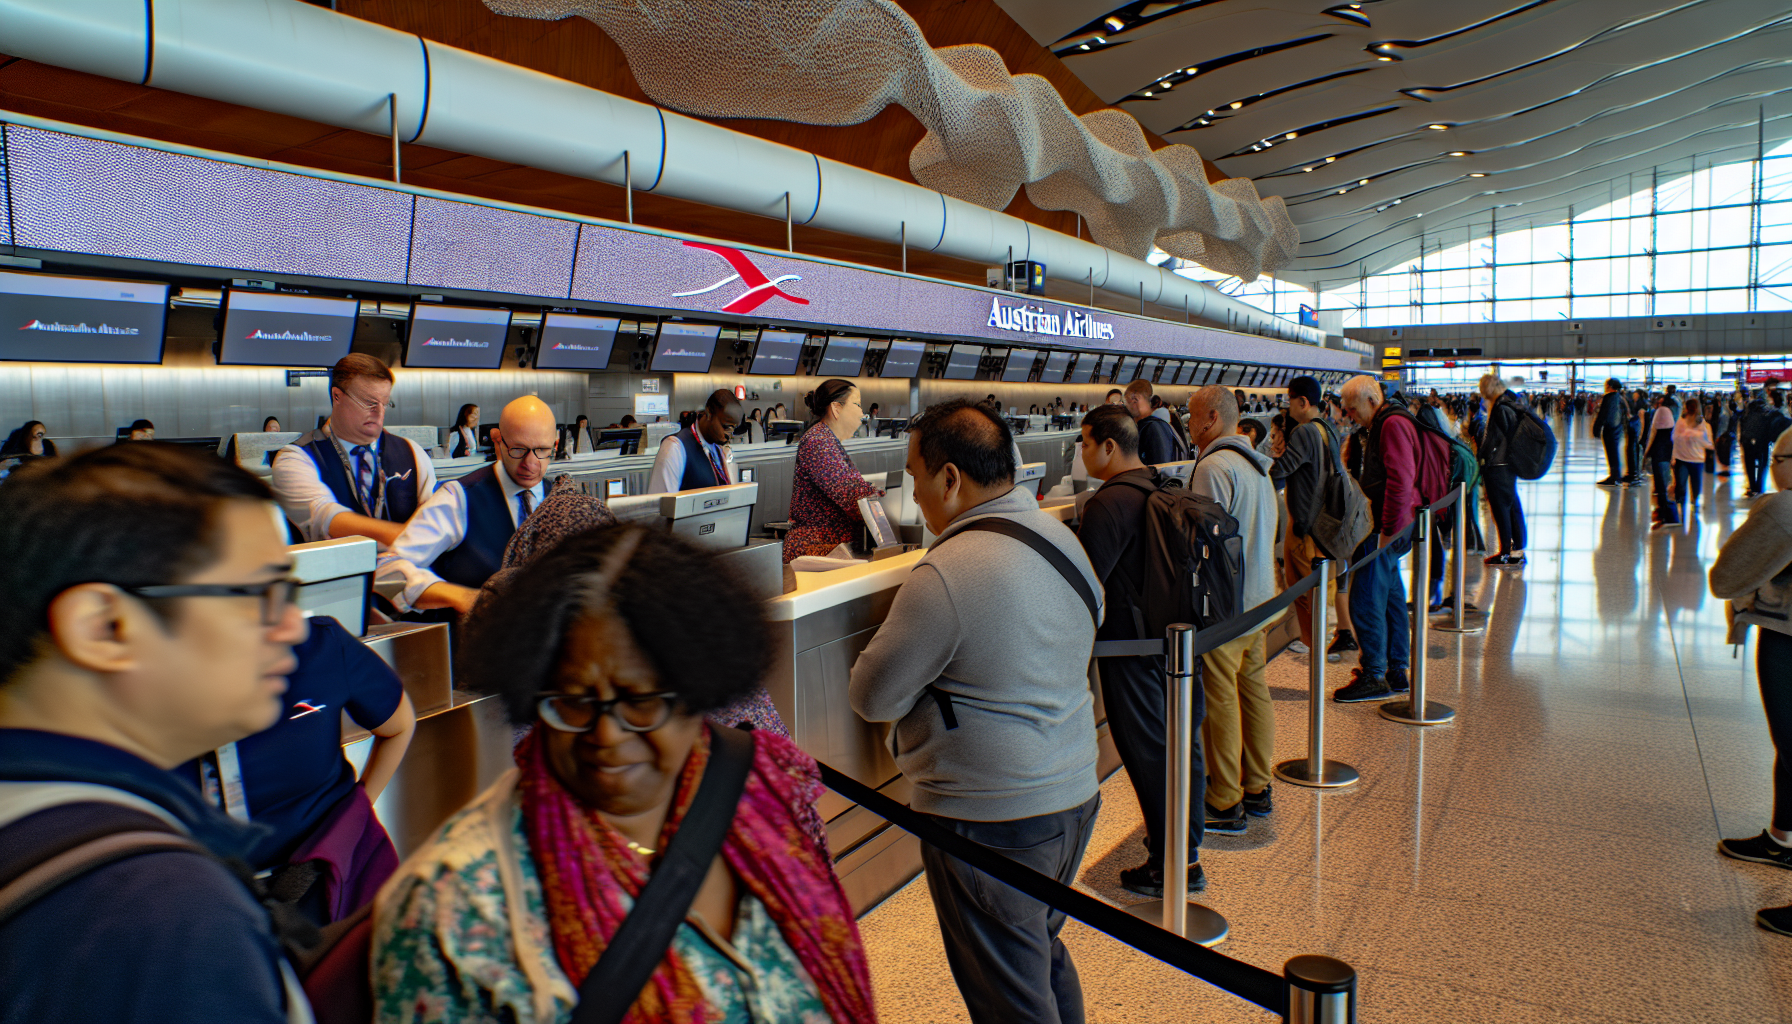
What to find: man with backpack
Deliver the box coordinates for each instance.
[1593,378,1630,486]
[1478,374,1530,567]
[1743,381,1791,498]
[1126,378,1188,466]
[1186,386,1278,833]
[0,443,312,1022]
[1075,404,1207,898]
[1272,376,1344,655]
[1334,375,1448,704]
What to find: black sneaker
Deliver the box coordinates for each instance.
[1719,831,1792,869]
[1205,803,1248,835]
[1326,629,1358,664]
[1334,669,1394,703]
[1385,665,1410,694]
[1119,860,1208,898]
[1596,477,1617,486]
[1242,786,1273,818]
[1758,905,1792,937]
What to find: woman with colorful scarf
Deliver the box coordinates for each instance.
[372,525,876,1024]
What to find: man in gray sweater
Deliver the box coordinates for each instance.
[850,398,1102,1024]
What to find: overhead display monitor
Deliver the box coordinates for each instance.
[1111,355,1140,383]
[405,303,511,369]
[534,312,620,371]
[943,344,983,380]
[1175,362,1198,385]
[0,270,169,364]
[1159,360,1183,386]
[650,321,722,373]
[1064,352,1096,385]
[1140,357,1163,382]
[817,335,869,377]
[880,340,926,378]
[750,329,806,376]
[1002,348,1036,382]
[1040,350,1073,384]
[219,290,357,367]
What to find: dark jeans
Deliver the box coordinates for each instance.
[1348,534,1411,678]
[1719,431,1737,468]
[1652,458,1678,522]
[922,794,1103,1024]
[1625,430,1643,480]
[1484,465,1527,553]
[1745,438,1770,494]
[1760,630,1792,832]
[1098,655,1204,866]
[1601,432,1623,480]
[1674,460,1703,512]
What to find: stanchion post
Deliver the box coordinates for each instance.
[1433,483,1484,635]
[1274,559,1359,788]
[1123,624,1228,944]
[1284,955,1357,1023]
[1382,507,1456,725]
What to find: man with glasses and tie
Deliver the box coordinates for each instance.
[378,396,560,616]
[646,388,742,494]
[271,353,436,545]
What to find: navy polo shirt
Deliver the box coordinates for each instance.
[180,616,404,869]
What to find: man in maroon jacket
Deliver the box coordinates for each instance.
[1333,376,1447,703]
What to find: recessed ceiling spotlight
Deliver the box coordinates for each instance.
[1285,132,1298,140]
[1105,16,1125,31]
[1304,166,1315,172]
[1144,91,1153,97]
[1468,172,1487,177]
[1080,43,1090,50]
[1337,189,1347,194]
[1359,179,1369,184]
[1231,101,1244,109]
[1448,151,1469,157]
[1427,124,1449,130]
[1325,156,1336,163]
[1253,144,1262,151]
[1376,56,1394,61]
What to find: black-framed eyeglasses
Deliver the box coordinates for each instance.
[333,387,396,413]
[119,579,297,626]
[504,445,557,461]
[536,691,681,734]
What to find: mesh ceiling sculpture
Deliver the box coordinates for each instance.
[482,0,1299,281]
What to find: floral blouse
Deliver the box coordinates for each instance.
[372,772,832,1024]
[784,425,879,563]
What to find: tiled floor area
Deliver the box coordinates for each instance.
[857,419,1792,1022]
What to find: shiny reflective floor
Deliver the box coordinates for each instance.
[858,420,1792,1023]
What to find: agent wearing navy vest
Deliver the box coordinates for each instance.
[379,396,559,616]
[271,354,435,546]
[647,389,743,494]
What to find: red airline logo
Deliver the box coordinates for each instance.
[674,241,810,314]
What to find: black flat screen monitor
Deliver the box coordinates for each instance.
[1158,360,1183,386]
[1040,350,1073,384]
[0,270,168,364]
[1111,355,1141,383]
[1174,362,1197,385]
[1065,353,1097,385]
[650,322,721,373]
[750,329,806,376]
[881,340,926,378]
[1140,357,1163,382]
[817,335,868,377]
[943,344,983,380]
[405,303,511,369]
[535,312,620,371]
[219,290,357,367]
[1001,348,1036,382]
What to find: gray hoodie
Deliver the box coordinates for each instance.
[1711,490,1792,642]
[848,485,1103,822]
[1191,433,1279,613]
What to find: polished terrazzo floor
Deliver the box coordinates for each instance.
[857,418,1792,1023]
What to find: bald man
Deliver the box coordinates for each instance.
[378,396,561,615]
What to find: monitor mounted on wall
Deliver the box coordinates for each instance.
[0,270,169,365]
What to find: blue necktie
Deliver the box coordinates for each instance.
[351,445,372,505]
[518,489,533,522]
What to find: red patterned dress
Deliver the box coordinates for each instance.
[784,423,881,562]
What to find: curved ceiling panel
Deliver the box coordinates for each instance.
[1000,0,1792,286]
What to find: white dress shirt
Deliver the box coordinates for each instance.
[451,426,477,458]
[377,461,545,611]
[270,432,437,545]
[647,429,735,495]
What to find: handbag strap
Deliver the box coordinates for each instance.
[570,725,755,1024]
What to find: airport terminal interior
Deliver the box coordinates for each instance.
[1,1,1790,1022]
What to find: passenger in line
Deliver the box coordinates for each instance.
[0,443,310,1022]
[1105,388,1124,405]
[1124,379,1184,465]
[374,526,875,1023]
[379,396,559,616]
[1673,397,1714,520]
[126,418,156,441]
[272,354,436,546]
[1272,376,1343,658]
[262,416,283,432]
[1713,426,1792,937]
[648,389,741,494]
[0,419,55,460]
[1646,389,1681,530]
[783,379,881,562]
[850,399,1101,1024]
[1186,386,1278,833]
[1593,378,1629,486]
[448,403,479,459]
[1076,404,1206,898]
[1478,374,1530,565]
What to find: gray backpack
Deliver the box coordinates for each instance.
[1308,420,1373,561]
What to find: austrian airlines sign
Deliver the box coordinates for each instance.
[987,297,1115,340]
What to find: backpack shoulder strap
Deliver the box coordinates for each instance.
[0,802,205,928]
[939,517,1100,623]
[571,726,753,1024]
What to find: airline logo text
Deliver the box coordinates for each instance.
[20,319,141,335]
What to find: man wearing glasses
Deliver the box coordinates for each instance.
[272,353,437,545]
[0,442,310,1022]
[379,396,560,616]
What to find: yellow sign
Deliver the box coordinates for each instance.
[1381,370,1402,381]
[1381,357,1403,368]
[1384,346,1403,357]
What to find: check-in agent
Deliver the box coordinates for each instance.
[647,389,742,494]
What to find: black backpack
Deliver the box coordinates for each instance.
[1107,470,1247,636]
[1506,398,1557,480]
[1140,414,1190,464]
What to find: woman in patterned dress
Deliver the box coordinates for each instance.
[783,380,880,563]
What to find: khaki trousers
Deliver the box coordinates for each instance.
[1200,628,1272,810]
[1283,531,1339,649]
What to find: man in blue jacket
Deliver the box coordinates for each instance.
[0,443,311,1022]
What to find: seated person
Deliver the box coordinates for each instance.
[373,526,874,1023]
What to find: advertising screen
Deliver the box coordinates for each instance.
[535,312,620,371]
[0,270,168,364]
[1039,350,1073,383]
[219,290,357,367]
[943,344,983,380]
[880,340,926,378]
[1064,353,1097,384]
[1111,355,1140,383]
[405,303,512,369]
[650,322,722,373]
[750,329,806,376]
[1001,348,1036,382]
[817,335,869,377]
